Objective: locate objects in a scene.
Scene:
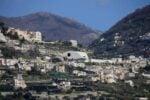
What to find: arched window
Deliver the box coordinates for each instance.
[67,53,71,57]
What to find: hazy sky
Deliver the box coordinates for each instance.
[0,0,150,31]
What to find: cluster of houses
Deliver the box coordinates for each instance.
[99,32,125,47]
[0,49,149,89]
[140,32,150,41]
[0,27,150,100]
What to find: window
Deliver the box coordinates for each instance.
[68,53,71,57]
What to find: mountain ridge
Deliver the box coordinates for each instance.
[0,12,101,46]
[90,5,150,58]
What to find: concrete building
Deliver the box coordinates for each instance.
[89,75,100,82]
[6,59,18,66]
[125,80,134,87]
[0,32,7,43]
[14,74,27,89]
[30,31,42,43]
[63,51,89,62]
[0,58,6,66]
[140,32,150,41]
[73,70,87,76]
[105,74,116,83]
[55,64,65,73]
[142,73,150,79]
[58,81,71,91]
[90,59,114,64]
[68,61,85,68]
[21,44,35,51]
[69,40,78,47]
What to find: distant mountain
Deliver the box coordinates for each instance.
[0,12,101,46]
[90,5,150,58]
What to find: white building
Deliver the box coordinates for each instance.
[136,97,148,100]
[30,31,42,43]
[58,81,71,91]
[23,66,32,71]
[63,51,89,62]
[0,32,7,43]
[129,55,140,62]
[89,75,100,82]
[73,70,87,76]
[0,58,6,65]
[68,61,85,68]
[90,59,114,64]
[142,73,150,79]
[14,74,27,89]
[125,80,134,87]
[69,40,78,47]
[100,38,105,42]
[105,74,116,83]
[6,59,18,66]
[55,65,65,73]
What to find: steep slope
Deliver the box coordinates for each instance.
[0,12,101,46]
[90,5,150,58]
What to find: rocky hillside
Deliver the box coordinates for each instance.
[0,12,101,46]
[90,5,150,58]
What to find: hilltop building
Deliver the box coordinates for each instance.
[30,31,42,43]
[7,27,30,41]
[2,27,43,43]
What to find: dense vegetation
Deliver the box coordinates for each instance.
[1,46,40,59]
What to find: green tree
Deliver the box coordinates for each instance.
[28,48,40,58]
[23,92,33,100]
[1,47,23,58]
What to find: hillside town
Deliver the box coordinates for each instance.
[0,23,150,100]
